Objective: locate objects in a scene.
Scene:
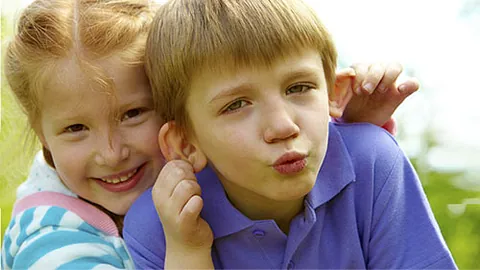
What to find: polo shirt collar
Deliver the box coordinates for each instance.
[306,123,356,208]
[197,166,254,239]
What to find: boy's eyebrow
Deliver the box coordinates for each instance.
[208,66,323,104]
[283,68,323,83]
[208,83,254,104]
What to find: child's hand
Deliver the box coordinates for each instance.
[337,62,419,127]
[151,159,213,251]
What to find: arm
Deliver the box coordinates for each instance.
[152,160,214,269]
[368,147,457,269]
[123,160,214,270]
[2,206,132,269]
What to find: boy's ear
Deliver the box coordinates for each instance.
[158,121,207,173]
[329,68,355,118]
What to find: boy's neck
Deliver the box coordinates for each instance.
[223,182,305,235]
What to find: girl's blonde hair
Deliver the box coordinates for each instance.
[4,0,155,230]
[5,0,154,167]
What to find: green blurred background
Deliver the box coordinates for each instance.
[1,2,480,269]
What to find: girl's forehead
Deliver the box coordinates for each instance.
[45,56,150,97]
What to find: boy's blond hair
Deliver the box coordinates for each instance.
[146,0,337,134]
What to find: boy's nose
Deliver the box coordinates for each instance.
[95,134,130,167]
[263,107,300,143]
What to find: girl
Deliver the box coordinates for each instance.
[2,0,163,268]
[1,0,418,268]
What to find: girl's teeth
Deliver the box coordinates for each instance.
[101,168,138,184]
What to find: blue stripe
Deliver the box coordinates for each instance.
[7,216,16,231]
[77,221,101,235]
[40,206,67,227]
[3,233,14,268]
[57,254,124,269]
[15,230,115,268]
[16,208,35,247]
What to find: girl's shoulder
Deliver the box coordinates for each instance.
[2,193,132,269]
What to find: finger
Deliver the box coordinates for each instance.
[171,179,202,216]
[350,63,368,95]
[362,63,385,94]
[336,67,356,79]
[397,77,420,96]
[152,160,197,210]
[178,195,204,232]
[159,160,197,195]
[377,62,403,93]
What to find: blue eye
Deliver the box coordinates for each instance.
[224,100,248,113]
[65,124,87,133]
[286,85,312,95]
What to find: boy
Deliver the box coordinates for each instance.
[124,0,456,269]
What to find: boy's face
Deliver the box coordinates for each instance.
[186,49,330,208]
[39,57,165,215]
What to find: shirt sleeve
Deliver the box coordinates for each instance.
[367,149,457,269]
[123,188,166,269]
[2,206,133,270]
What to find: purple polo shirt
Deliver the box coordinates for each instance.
[124,123,457,269]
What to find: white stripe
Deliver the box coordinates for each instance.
[17,226,55,254]
[7,213,23,260]
[104,236,135,268]
[29,242,121,269]
[106,236,125,250]
[25,206,49,236]
[91,264,124,270]
[58,210,84,229]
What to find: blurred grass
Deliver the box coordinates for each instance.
[1,15,40,241]
[1,14,480,269]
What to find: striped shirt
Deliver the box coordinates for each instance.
[1,151,134,269]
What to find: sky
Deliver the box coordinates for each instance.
[2,0,479,174]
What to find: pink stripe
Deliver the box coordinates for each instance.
[14,191,119,237]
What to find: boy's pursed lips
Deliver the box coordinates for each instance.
[272,151,308,175]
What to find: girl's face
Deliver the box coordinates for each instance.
[38,57,165,215]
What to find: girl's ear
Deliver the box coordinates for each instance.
[158,121,207,173]
[36,130,49,150]
[329,68,355,118]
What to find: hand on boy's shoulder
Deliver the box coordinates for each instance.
[151,160,213,250]
[336,62,419,128]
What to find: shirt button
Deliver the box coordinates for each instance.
[287,260,295,269]
[252,229,265,238]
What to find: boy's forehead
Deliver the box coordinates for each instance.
[193,48,324,80]
[187,49,326,104]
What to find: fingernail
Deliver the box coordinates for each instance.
[363,83,374,93]
[355,86,362,95]
[398,85,407,92]
[378,85,386,93]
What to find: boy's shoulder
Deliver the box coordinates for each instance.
[328,122,402,172]
[330,122,399,155]
[124,188,165,241]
